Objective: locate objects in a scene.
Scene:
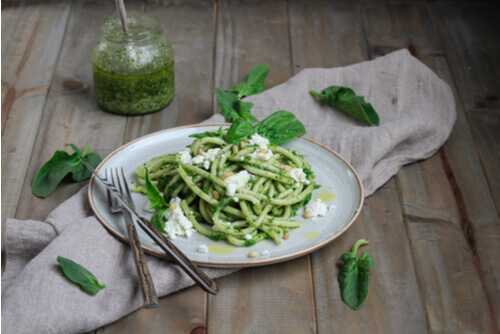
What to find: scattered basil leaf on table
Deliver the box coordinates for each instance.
[226,118,255,144]
[338,239,374,310]
[227,63,270,99]
[144,168,168,211]
[32,144,102,198]
[255,110,306,145]
[310,86,380,126]
[57,256,106,296]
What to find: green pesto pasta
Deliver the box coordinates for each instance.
[132,129,318,247]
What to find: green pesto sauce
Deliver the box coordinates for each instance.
[93,62,174,115]
[207,243,235,255]
[313,189,337,204]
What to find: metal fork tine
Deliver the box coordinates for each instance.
[115,168,125,201]
[119,167,134,208]
[105,169,114,209]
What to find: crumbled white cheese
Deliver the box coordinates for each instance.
[197,244,208,253]
[305,198,327,218]
[179,148,192,165]
[248,133,270,149]
[261,250,270,256]
[189,148,221,170]
[163,197,194,239]
[288,168,310,185]
[225,171,251,196]
[244,234,253,240]
[251,149,273,161]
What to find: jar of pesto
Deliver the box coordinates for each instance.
[92,12,174,115]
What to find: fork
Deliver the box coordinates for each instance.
[106,167,159,308]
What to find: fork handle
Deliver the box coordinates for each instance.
[128,223,160,308]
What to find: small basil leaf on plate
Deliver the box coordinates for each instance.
[226,118,255,144]
[151,208,168,234]
[144,168,168,211]
[227,63,269,99]
[32,144,102,198]
[57,256,106,296]
[310,86,380,126]
[189,130,223,139]
[338,239,374,310]
[254,110,306,145]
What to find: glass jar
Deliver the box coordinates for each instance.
[92,12,174,115]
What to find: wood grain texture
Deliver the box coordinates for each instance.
[208,1,316,333]
[13,0,131,222]
[289,2,427,333]
[360,1,499,332]
[431,2,500,211]
[1,1,71,254]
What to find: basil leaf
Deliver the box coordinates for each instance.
[338,239,374,310]
[226,118,255,144]
[214,88,258,123]
[254,110,306,145]
[57,256,106,295]
[151,208,167,234]
[144,168,168,211]
[189,130,223,139]
[310,86,380,126]
[32,144,101,198]
[228,63,270,99]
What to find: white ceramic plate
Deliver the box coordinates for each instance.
[89,124,364,268]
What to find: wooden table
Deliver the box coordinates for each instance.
[2,1,499,332]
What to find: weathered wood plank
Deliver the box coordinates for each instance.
[360,1,500,332]
[124,0,215,142]
[430,2,500,211]
[97,286,206,334]
[99,1,216,332]
[289,1,427,333]
[208,1,316,333]
[14,0,133,222]
[1,1,71,244]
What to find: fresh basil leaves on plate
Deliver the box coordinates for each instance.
[338,239,374,310]
[214,63,306,145]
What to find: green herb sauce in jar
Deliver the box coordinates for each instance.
[92,12,174,115]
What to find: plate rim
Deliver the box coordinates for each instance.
[88,123,365,267]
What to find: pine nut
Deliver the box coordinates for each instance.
[283,232,290,240]
[197,148,203,155]
[240,141,247,149]
[259,148,267,154]
[169,203,178,211]
[232,145,239,155]
[221,171,234,180]
[283,165,292,172]
[248,251,258,258]
[303,210,312,219]
[212,190,220,200]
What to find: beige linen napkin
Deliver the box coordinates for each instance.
[2,49,456,334]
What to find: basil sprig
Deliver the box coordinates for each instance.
[143,168,169,234]
[227,63,269,99]
[216,63,306,146]
[310,86,380,126]
[57,256,106,295]
[338,239,374,310]
[32,144,102,198]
